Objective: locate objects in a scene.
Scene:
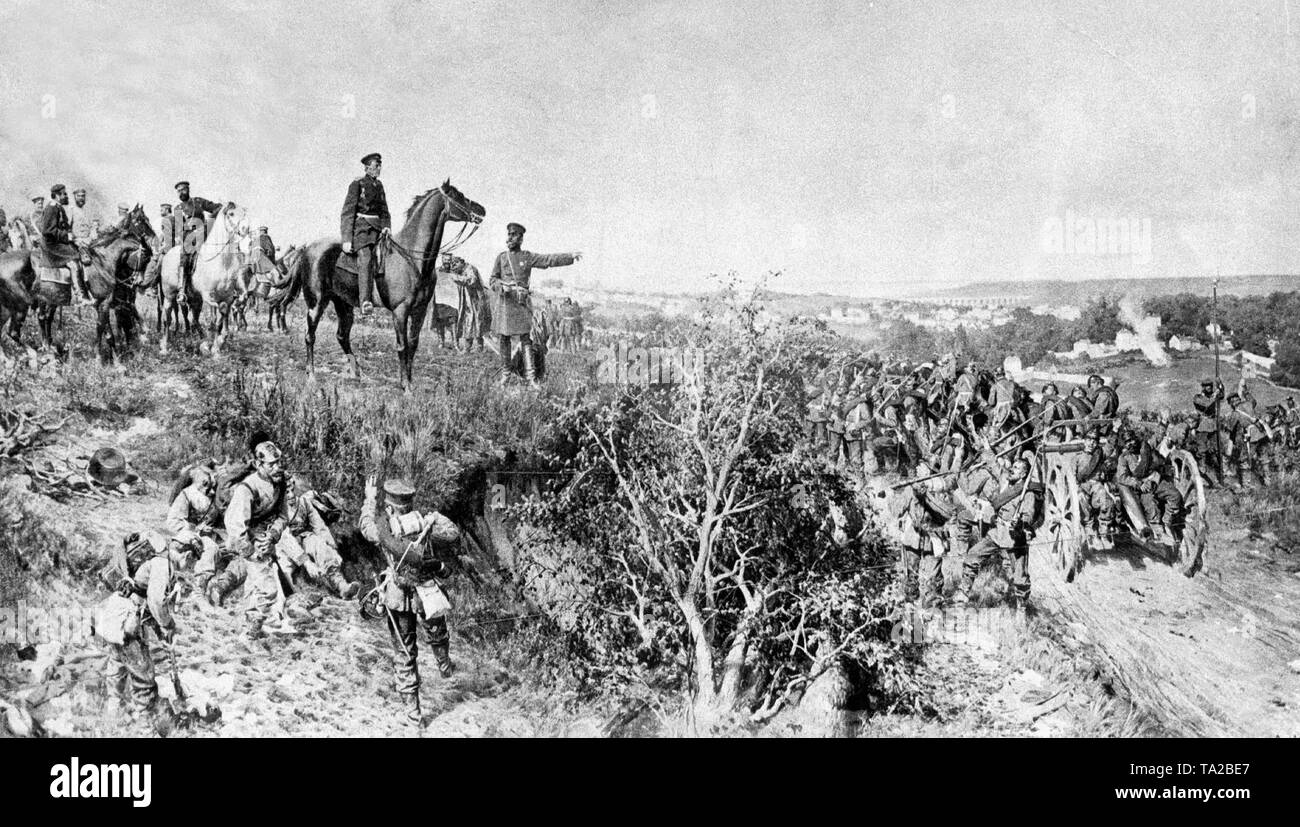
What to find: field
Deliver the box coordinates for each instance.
[1,295,1297,738]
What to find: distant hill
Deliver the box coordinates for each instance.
[913,275,1300,304]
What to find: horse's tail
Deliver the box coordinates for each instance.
[273,246,306,309]
[0,259,33,315]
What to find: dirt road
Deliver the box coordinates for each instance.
[1031,509,1300,737]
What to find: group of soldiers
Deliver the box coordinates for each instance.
[2,181,285,308]
[339,153,584,386]
[804,352,1279,609]
[100,432,464,728]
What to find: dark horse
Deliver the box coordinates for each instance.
[0,205,155,363]
[296,180,484,391]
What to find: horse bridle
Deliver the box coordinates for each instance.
[381,185,482,265]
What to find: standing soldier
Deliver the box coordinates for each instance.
[173,181,223,298]
[69,187,94,243]
[1086,374,1120,428]
[441,253,489,352]
[115,202,130,229]
[1226,389,1270,488]
[249,226,279,300]
[219,438,294,645]
[358,474,461,725]
[158,204,175,254]
[894,464,956,608]
[489,222,582,386]
[1192,378,1225,485]
[98,531,184,725]
[340,152,390,316]
[40,184,94,305]
[952,456,1038,609]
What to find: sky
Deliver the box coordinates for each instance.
[0,0,1297,297]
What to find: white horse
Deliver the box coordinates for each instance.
[190,205,250,357]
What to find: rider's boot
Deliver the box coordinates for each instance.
[358,248,375,317]
[72,262,94,306]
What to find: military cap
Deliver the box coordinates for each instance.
[160,203,172,211]
[1201,378,1214,386]
[174,181,189,190]
[50,183,66,196]
[258,226,268,232]
[506,222,527,235]
[253,441,282,462]
[72,187,87,195]
[30,193,44,202]
[383,479,415,509]
[1226,392,1241,403]
[361,153,382,165]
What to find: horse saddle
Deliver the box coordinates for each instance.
[35,262,73,285]
[334,241,389,280]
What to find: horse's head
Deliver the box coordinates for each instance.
[439,179,485,225]
[123,203,156,244]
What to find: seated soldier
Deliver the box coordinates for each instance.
[276,476,360,599]
[167,463,223,598]
[1076,430,1118,550]
[1115,430,1184,552]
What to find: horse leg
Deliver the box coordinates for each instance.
[212,302,231,356]
[391,302,411,392]
[407,299,433,390]
[37,305,53,352]
[96,300,112,367]
[304,297,329,377]
[335,300,360,379]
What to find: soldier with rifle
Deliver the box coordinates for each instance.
[1192,377,1226,486]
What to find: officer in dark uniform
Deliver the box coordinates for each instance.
[340,152,391,316]
[173,181,223,296]
[489,222,582,385]
[40,184,94,305]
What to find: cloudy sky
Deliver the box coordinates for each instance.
[0,0,1297,296]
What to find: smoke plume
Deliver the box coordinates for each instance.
[1115,294,1170,367]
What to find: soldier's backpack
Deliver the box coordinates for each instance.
[94,532,163,646]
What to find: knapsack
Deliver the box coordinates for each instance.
[99,532,160,597]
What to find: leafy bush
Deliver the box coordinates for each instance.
[511,282,924,721]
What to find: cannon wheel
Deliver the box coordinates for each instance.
[1170,449,1209,577]
[1042,456,1085,582]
